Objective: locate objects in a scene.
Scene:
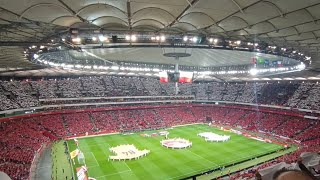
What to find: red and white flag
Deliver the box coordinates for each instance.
[159,71,169,83]
[179,71,193,83]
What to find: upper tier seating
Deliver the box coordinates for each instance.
[1,81,38,108]
[31,80,58,99]
[3,76,320,112]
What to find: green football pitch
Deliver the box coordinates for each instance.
[66,124,285,180]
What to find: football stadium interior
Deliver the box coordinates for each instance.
[1,0,320,180]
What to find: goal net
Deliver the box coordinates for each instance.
[77,151,85,165]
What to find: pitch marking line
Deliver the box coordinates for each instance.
[167,166,212,180]
[95,170,132,179]
[91,152,100,166]
[100,144,132,172]
[80,143,110,148]
[186,149,218,166]
[88,165,100,168]
[123,161,132,171]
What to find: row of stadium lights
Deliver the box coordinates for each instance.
[68,35,201,43]
[248,63,306,76]
[69,35,108,43]
[69,35,164,43]
[35,57,305,76]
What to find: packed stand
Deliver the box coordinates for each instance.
[286,83,320,110]
[0,86,19,110]
[6,76,320,111]
[257,82,300,105]
[236,111,262,130]
[235,83,266,103]
[0,118,50,180]
[0,105,320,179]
[256,113,289,133]
[91,111,119,133]
[63,113,94,136]
[111,76,141,96]
[57,78,82,98]
[140,77,163,96]
[173,107,198,124]
[193,83,208,100]
[273,118,312,138]
[294,122,320,142]
[205,107,228,121]
[160,83,176,95]
[31,80,58,99]
[102,76,116,96]
[81,77,106,97]
[1,81,38,108]
[222,83,244,102]
[130,77,149,96]
[220,109,247,125]
[207,83,226,100]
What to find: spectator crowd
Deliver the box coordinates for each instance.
[2,76,320,111]
[0,104,319,179]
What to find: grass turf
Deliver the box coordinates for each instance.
[66,124,284,180]
[51,141,73,180]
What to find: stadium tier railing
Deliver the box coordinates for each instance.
[39,95,194,102]
[0,103,310,119]
[2,94,320,120]
[0,99,194,115]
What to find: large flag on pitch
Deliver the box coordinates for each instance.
[70,149,80,159]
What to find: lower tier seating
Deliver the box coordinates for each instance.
[0,105,319,180]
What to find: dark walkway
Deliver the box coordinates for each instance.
[33,144,52,180]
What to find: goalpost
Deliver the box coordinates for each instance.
[77,151,85,165]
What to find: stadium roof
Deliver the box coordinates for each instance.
[1,0,320,77]
[70,47,296,67]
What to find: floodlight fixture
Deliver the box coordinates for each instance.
[72,37,81,43]
[99,35,106,42]
[33,54,39,59]
[249,68,258,75]
[131,35,137,41]
[192,36,198,43]
[183,36,188,42]
[160,35,166,42]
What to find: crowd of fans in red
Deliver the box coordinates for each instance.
[0,105,319,179]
